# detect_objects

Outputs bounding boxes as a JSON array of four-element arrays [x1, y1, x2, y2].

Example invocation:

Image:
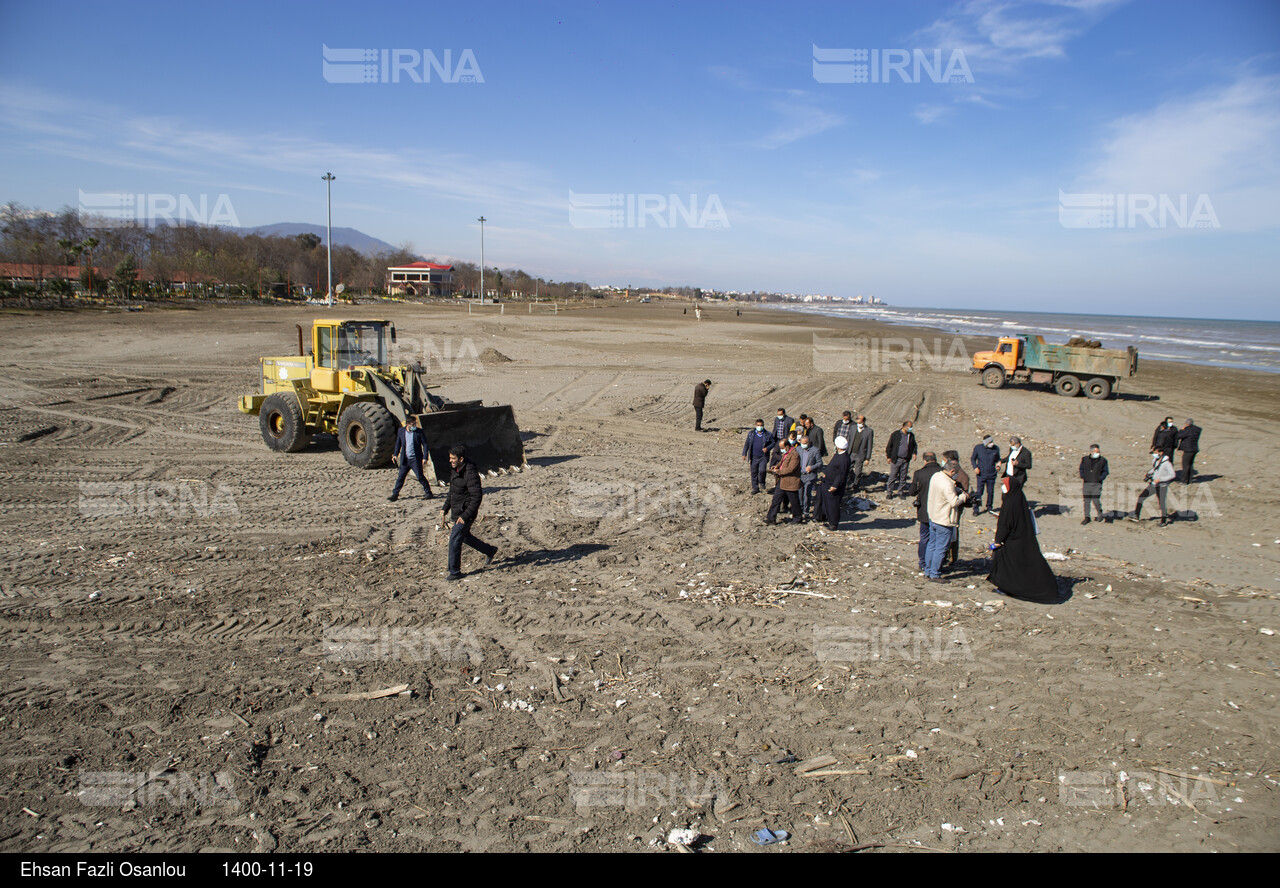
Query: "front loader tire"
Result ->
[[338, 402, 395, 468], [260, 393, 311, 453]]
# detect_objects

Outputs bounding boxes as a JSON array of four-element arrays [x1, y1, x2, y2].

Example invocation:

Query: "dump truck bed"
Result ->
[[1021, 337, 1138, 378]]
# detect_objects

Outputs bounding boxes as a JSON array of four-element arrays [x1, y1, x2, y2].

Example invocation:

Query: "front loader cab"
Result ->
[[314, 319, 393, 371]]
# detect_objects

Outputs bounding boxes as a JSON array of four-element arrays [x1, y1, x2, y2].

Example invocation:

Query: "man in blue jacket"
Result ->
[[742, 419, 775, 495], [970, 434, 1001, 516], [389, 415, 434, 502]]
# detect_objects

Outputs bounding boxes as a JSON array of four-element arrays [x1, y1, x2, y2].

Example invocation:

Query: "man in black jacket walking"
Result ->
[[1176, 419, 1201, 483], [440, 445, 497, 580]]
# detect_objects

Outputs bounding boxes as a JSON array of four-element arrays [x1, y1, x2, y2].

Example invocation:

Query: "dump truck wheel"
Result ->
[[1055, 375, 1082, 397], [982, 367, 1006, 389], [1084, 377, 1112, 400], [338, 402, 395, 468], [259, 393, 311, 453]]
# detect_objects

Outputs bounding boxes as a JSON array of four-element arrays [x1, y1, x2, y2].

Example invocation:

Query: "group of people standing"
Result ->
[[740, 406, 1061, 603], [742, 408, 875, 530]]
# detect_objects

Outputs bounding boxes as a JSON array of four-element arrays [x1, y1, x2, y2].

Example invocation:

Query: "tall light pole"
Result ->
[[477, 216, 486, 302], [322, 172, 336, 306]]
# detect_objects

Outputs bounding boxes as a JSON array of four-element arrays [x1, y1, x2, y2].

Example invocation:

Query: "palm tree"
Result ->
[[55, 237, 73, 307], [81, 237, 99, 294]]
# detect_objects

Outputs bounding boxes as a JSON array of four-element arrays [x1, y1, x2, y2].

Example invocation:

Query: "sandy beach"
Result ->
[[0, 300, 1276, 852]]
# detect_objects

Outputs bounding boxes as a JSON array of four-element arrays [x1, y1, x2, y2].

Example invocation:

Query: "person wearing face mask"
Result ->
[[741, 419, 775, 495], [764, 436, 802, 525], [800, 416, 826, 460], [847, 415, 874, 495], [970, 434, 1001, 516], [1152, 417, 1177, 463], [1129, 447, 1176, 526], [772, 408, 796, 444], [768, 430, 800, 514], [1079, 444, 1109, 524], [797, 434, 823, 522], [1004, 436, 1032, 491], [885, 421, 917, 499]]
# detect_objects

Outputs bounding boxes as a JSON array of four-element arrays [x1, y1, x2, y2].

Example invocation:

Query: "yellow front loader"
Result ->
[[238, 319, 525, 482]]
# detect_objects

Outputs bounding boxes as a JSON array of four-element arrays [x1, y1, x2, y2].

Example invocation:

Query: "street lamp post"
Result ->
[[322, 172, 335, 306], [477, 216, 486, 302]]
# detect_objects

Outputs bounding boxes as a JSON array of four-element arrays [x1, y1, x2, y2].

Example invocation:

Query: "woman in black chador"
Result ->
[[987, 481, 1060, 603]]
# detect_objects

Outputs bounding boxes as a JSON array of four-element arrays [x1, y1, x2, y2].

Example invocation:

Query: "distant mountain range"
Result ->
[[242, 222, 407, 257]]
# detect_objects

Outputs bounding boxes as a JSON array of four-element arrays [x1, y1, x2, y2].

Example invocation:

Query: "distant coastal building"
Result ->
[[387, 261, 454, 297]]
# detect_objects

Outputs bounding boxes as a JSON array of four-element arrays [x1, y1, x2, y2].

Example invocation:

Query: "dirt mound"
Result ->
[[480, 347, 513, 363]]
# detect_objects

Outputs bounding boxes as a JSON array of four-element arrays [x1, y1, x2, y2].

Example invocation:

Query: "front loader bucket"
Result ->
[[419, 405, 526, 484]]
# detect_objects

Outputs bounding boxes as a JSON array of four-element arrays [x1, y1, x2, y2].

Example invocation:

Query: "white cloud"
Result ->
[[1070, 74, 1280, 230]]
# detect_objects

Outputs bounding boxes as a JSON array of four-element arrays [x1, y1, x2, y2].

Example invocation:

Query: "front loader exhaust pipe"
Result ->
[[297, 324, 305, 356]]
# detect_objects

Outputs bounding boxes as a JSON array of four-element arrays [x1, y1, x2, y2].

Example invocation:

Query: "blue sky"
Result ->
[[2, 0, 1278, 318]]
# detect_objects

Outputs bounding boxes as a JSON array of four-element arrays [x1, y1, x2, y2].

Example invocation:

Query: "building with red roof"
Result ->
[[387, 261, 454, 297]]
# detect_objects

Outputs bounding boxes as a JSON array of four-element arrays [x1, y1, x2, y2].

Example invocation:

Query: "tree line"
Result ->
[[0, 203, 596, 303]]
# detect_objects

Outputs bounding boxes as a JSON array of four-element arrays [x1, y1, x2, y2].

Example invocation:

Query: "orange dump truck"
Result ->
[[971, 334, 1138, 399]]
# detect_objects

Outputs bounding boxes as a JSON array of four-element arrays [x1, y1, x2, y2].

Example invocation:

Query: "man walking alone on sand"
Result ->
[[440, 445, 498, 580]]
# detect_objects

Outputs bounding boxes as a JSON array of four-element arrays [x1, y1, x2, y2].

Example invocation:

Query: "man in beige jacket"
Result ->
[[924, 460, 969, 580]]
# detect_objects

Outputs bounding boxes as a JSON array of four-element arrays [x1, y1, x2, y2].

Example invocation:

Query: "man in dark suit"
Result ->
[[1004, 436, 1032, 491], [692, 379, 711, 431], [906, 453, 942, 572], [884, 421, 917, 498], [1176, 418, 1202, 483], [847, 415, 873, 494], [816, 436, 851, 530], [800, 416, 826, 459], [388, 415, 433, 502]]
